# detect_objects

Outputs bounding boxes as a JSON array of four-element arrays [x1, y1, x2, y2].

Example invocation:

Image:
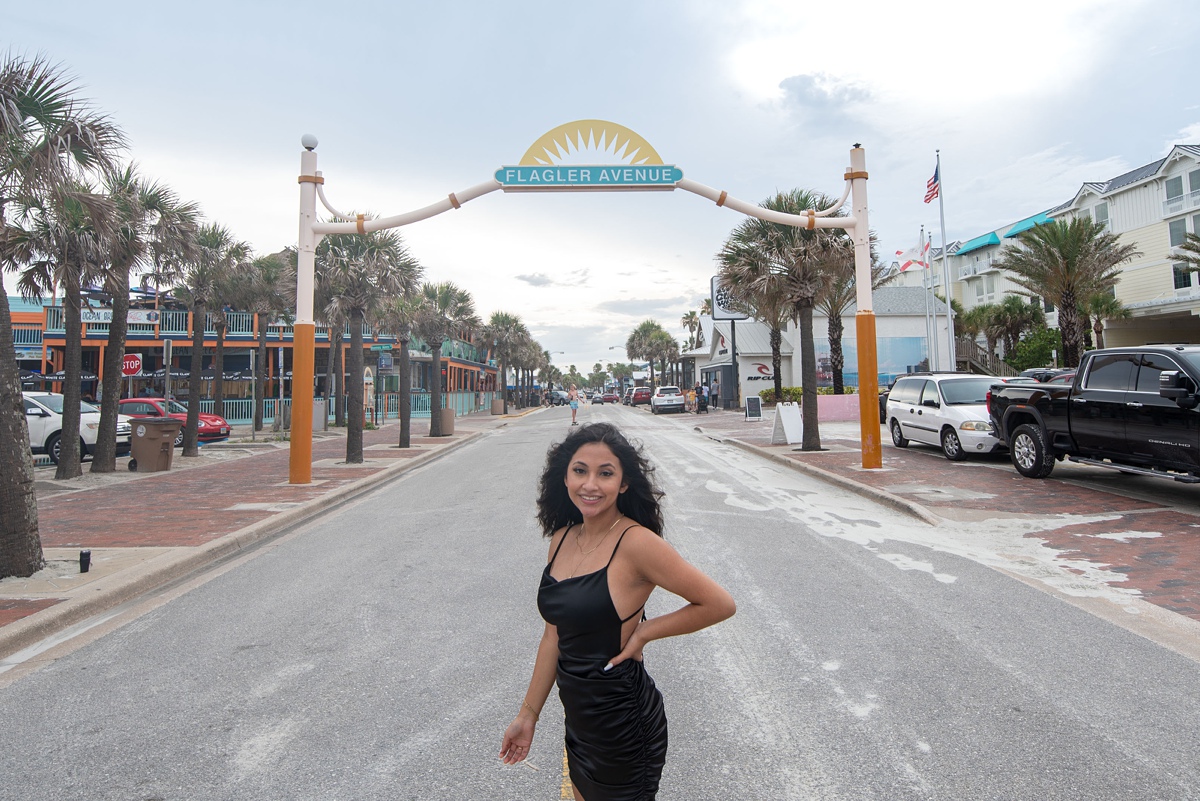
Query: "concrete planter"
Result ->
[[491, 399, 505, 415], [439, 407, 455, 435]]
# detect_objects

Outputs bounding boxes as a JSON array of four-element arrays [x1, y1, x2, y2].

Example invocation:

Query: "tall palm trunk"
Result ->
[[1059, 289, 1082, 368], [254, 320, 267, 431], [797, 303, 822, 451], [346, 309, 365, 462], [770, 325, 783, 402], [92, 270, 130, 472], [56, 277, 84, 479], [0, 290, 43, 578], [429, 340, 445, 436], [213, 319, 226, 422], [500, 357, 509, 414], [183, 302, 205, 457], [828, 313, 846, 395], [398, 335, 412, 448], [331, 328, 345, 426]]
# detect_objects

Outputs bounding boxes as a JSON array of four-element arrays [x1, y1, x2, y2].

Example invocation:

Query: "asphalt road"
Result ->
[[1, 405, 1198, 800]]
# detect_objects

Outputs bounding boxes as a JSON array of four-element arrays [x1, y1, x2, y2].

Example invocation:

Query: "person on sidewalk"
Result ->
[[500, 422, 736, 799], [710, 379, 720, 410], [568, 384, 580, 425]]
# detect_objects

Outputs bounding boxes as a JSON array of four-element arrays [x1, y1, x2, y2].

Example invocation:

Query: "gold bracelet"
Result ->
[[521, 701, 540, 721]]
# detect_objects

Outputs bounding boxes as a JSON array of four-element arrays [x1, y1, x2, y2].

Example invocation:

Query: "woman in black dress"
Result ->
[[500, 422, 736, 800]]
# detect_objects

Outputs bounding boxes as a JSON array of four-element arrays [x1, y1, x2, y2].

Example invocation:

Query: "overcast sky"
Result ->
[[5, 0, 1197, 372]]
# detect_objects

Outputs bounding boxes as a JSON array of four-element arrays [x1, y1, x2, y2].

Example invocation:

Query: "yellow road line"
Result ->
[[560, 747, 574, 799]]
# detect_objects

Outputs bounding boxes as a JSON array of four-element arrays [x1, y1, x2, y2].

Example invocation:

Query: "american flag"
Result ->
[[924, 165, 940, 204]]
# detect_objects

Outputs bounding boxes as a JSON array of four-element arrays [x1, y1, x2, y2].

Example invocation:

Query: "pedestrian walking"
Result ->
[[710, 379, 720, 410], [500, 422, 736, 800], [568, 384, 580, 425]]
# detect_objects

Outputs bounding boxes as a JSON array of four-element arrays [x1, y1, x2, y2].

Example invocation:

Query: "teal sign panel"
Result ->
[[495, 165, 683, 189]]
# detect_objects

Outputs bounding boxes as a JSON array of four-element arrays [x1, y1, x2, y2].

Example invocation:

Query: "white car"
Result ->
[[884, 373, 1003, 461], [24, 391, 133, 464], [650, 386, 685, 414]]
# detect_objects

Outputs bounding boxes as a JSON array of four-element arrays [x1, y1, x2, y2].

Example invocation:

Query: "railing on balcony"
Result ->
[[13, 325, 42, 346], [161, 310, 190, 335], [1164, 189, 1200, 217], [197, 390, 497, 426], [45, 307, 64, 333]]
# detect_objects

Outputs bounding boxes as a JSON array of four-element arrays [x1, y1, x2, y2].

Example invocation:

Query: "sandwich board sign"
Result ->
[[771, 401, 803, 445], [745, 396, 763, 421]]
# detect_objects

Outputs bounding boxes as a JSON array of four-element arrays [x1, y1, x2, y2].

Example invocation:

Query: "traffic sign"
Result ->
[[121, 353, 142, 376], [369, 344, 393, 351]]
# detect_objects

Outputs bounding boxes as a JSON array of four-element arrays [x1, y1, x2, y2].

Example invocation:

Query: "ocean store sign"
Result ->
[[495, 164, 683, 190]]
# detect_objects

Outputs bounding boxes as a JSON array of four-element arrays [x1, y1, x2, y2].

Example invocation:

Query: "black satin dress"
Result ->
[[538, 525, 668, 801]]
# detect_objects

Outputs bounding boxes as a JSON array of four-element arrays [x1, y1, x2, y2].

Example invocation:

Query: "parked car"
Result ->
[[548, 390, 570, 406], [988, 345, 1200, 480], [630, 387, 652, 406], [601, 391, 620, 404], [118, 397, 230, 446], [885, 373, 1004, 461], [24, 391, 132, 464], [622, 389, 633, 405], [650, 386, 685, 414]]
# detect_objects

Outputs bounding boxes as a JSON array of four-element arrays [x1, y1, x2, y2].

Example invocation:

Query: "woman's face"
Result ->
[[565, 442, 627, 519]]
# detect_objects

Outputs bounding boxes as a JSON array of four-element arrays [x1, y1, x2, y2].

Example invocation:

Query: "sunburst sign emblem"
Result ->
[[496, 119, 682, 191]]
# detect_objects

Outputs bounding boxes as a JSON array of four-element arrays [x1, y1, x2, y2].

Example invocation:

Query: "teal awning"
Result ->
[[1004, 212, 1052, 238], [955, 231, 1000, 256]]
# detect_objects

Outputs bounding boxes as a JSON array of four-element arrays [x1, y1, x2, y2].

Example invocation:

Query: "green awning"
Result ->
[[1004, 212, 1052, 238], [955, 231, 1000, 256]]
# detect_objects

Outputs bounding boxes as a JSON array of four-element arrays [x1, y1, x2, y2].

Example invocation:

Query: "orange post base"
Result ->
[[856, 311, 882, 469], [289, 323, 314, 484]]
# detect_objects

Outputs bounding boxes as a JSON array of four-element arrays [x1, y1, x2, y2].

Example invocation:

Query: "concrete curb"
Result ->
[[699, 429, 942, 527], [0, 429, 487, 662]]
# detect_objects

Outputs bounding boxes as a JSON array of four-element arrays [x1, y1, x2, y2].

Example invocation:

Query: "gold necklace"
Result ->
[[568, 515, 623, 577]]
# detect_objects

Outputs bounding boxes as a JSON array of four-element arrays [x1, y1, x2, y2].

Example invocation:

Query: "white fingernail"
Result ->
[[603, 663, 612, 672]]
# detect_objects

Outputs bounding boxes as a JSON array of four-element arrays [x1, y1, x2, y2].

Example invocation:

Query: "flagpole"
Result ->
[[935, 150, 955, 370], [919, 225, 933, 370]]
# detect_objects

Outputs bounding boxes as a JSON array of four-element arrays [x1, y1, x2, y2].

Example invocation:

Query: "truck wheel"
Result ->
[[1011, 423, 1055, 478], [941, 428, 968, 461], [889, 419, 909, 448]]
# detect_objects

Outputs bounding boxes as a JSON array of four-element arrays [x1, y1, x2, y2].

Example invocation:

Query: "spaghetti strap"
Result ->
[[605, 524, 639, 567], [548, 524, 574, 568]]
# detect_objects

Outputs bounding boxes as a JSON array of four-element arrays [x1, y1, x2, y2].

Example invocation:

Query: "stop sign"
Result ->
[[121, 353, 142, 376]]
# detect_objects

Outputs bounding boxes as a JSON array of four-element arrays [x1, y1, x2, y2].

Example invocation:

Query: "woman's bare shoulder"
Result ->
[[547, 524, 573, 561]]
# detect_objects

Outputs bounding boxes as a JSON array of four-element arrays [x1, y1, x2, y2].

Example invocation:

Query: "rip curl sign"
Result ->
[[496, 120, 683, 191], [747, 362, 775, 381]]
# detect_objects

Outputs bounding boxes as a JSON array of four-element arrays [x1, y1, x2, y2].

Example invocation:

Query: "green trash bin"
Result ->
[[129, 418, 183, 472]]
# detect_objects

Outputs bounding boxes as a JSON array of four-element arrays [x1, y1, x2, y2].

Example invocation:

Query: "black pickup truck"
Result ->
[[987, 345, 1200, 482]]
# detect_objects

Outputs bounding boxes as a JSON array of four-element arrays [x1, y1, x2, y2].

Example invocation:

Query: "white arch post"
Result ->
[[291, 138, 880, 484]]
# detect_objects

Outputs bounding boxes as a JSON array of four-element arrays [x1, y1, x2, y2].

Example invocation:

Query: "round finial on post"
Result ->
[[301, 133, 318, 151]]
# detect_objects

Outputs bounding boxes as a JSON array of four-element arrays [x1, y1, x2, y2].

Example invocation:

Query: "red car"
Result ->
[[631, 387, 652, 406], [601, 391, 620, 404], [118, 397, 231, 446]]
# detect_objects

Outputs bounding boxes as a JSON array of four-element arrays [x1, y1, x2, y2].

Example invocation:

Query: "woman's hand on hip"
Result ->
[[604, 625, 646, 672]]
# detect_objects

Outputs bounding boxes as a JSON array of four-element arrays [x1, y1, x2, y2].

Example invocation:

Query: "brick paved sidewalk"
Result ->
[[694, 406, 1200, 622], [0, 408, 536, 659]]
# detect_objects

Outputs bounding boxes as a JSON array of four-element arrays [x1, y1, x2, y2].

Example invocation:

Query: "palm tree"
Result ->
[[378, 293, 426, 448], [0, 54, 124, 577], [1082, 292, 1131, 351], [680, 311, 700, 351], [994, 217, 1139, 368], [993, 294, 1045, 356], [318, 219, 421, 462], [718, 188, 848, 450], [11, 186, 115, 479], [173, 223, 249, 457], [816, 250, 890, 395], [626, 320, 664, 386], [717, 245, 794, 403], [238, 252, 291, 432], [416, 282, 478, 437], [700, 297, 713, 316], [90, 166, 198, 472], [1175, 232, 1200, 272], [482, 311, 528, 414]]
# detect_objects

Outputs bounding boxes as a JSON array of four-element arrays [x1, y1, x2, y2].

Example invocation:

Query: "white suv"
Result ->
[[884, 373, 1003, 461], [650, 386, 685, 414], [24, 391, 132, 464]]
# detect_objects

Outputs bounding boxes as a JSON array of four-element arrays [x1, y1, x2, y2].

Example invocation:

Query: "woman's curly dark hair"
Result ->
[[536, 422, 664, 537]]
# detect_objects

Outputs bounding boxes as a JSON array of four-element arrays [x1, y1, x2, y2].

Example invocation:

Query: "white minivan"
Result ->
[[24, 391, 132, 464], [884, 373, 1004, 461]]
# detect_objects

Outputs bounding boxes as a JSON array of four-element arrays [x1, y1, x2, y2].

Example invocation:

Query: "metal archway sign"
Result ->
[[291, 120, 880, 484]]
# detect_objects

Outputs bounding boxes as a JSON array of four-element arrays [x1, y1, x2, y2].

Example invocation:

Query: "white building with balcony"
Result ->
[[1048, 144, 1200, 345]]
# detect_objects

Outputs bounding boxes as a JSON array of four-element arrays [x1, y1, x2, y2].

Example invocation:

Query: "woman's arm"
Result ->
[[606, 530, 735, 670], [500, 622, 559, 764]]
